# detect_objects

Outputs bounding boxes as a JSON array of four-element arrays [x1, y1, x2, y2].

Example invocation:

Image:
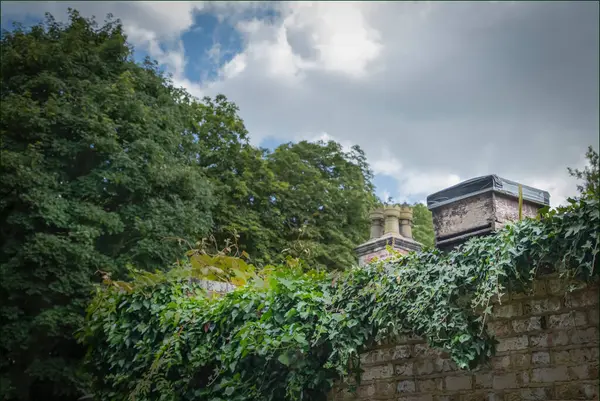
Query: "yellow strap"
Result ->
[[518, 184, 523, 221]]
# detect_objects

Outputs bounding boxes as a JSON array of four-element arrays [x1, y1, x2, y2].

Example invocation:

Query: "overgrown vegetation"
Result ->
[[0, 12, 388, 401], [82, 158, 599, 399], [3, 8, 597, 401]]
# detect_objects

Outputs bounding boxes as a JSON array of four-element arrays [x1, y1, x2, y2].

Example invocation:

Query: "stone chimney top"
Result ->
[[356, 204, 421, 266]]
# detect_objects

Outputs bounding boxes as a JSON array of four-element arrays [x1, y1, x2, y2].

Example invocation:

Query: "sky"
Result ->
[[1, 1, 598, 206]]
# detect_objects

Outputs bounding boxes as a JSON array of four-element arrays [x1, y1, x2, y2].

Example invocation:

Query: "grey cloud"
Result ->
[[205, 1, 598, 199]]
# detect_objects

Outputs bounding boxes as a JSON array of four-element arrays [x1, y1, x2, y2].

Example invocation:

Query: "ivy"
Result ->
[[81, 195, 599, 401]]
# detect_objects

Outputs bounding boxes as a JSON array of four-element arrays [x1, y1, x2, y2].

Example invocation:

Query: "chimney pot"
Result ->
[[369, 209, 384, 239], [383, 205, 401, 235], [398, 205, 413, 239]]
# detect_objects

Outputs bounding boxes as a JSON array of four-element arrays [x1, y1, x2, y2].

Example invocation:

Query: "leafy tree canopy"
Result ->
[[0, 10, 383, 400], [568, 145, 599, 199], [0, 10, 215, 400], [411, 203, 435, 248]]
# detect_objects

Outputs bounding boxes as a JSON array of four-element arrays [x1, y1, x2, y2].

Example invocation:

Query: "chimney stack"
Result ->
[[426, 175, 550, 251], [355, 204, 422, 266]]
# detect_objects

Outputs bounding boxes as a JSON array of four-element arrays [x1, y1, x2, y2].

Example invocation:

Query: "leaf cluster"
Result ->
[[82, 194, 599, 401]]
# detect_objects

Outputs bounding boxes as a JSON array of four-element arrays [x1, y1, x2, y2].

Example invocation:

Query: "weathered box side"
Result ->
[[493, 192, 543, 228], [330, 277, 599, 401], [430, 192, 495, 240]]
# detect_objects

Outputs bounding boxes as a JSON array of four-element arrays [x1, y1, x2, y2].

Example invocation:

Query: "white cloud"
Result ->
[[372, 158, 403, 177], [399, 172, 462, 202], [200, 2, 597, 205]]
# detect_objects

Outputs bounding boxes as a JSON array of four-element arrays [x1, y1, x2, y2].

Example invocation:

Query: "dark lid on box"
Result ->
[[426, 175, 550, 210]]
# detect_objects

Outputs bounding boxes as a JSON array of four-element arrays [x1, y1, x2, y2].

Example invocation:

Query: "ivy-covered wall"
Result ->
[[331, 275, 599, 401]]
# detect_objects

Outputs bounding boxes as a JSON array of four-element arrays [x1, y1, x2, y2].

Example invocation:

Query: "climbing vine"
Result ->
[[81, 195, 599, 401]]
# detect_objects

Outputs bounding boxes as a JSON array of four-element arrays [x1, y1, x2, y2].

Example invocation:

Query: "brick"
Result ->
[[529, 330, 569, 347], [487, 320, 512, 337], [418, 378, 442, 392], [374, 380, 396, 397], [394, 361, 414, 376], [522, 298, 561, 314], [531, 366, 568, 382], [570, 327, 598, 344], [491, 355, 511, 370], [511, 316, 542, 333], [445, 375, 472, 391], [414, 343, 439, 357], [531, 351, 550, 365], [505, 387, 553, 401], [392, 345, 413, 359], [570, 347, 600, 363], [565, 288, 599, 308], [548, 311, 587, 328], [362, 364, 393, 381], [398, 396, 433, 401], [460, 393, 493, 401], [361, 345, 411, 364], [396, 380, 416, 393], [398, 397, 433, 401], [553, 350, 570, 364], [415, 359, 435, 375], [475, 372, 492, 389], [554, 347, 599, 365], [356, 384, 375, 398], [496, 335, 528, 352], [493, 372, 517, 390], [555, 382, 598, 399], [493, 303, 522, 319], [434, 396, 460, 401], [510, 352, 531, 369], [569, 364, 591, 380], [518, 370, 530, 386], [588, 308, 599, 325], [434, 358, 457, 373]]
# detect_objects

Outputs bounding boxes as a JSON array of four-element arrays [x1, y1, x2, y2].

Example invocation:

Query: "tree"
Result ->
[[264, 141, 378, 270], [203, 136, 379, 271], [0, 11, 214, 401], [411, 203, 435, 248], [568, 145, 599, 199]]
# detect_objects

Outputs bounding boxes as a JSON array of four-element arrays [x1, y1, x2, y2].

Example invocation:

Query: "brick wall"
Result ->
[[358, 248, 409, 266], [331, 275, 599, 401]]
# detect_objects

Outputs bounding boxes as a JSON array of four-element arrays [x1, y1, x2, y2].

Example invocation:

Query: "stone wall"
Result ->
[[331, 276, 599, 401]]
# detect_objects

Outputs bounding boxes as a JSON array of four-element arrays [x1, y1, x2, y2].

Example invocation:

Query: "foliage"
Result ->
[[203, 132, 379, 271], [411, 203, 435, 248], [568, 145, 599, 199], [0, 10, 380, 400], [83, 191, 599, 400], [0, 12, 215, 401], [263, 141, 378, 270]]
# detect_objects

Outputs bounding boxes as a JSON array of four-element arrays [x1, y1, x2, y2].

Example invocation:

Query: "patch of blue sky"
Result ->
[[259, 136, 287, 151], [1, 14, 44, 31], [181, 6, 280, 84], [181, 12, 237, 83], [372, 175, 399, 203]]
